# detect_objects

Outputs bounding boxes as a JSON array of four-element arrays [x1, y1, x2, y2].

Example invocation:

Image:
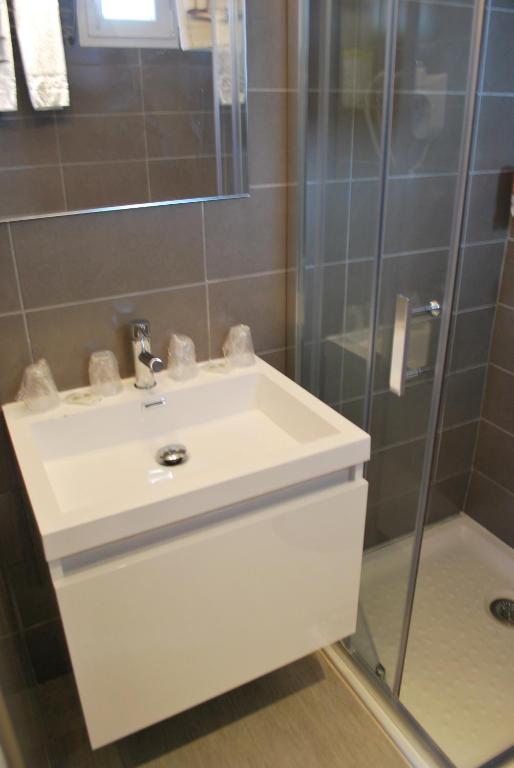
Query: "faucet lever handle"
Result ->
[[130, 319, 151, 341], [138, 350, 165, 373]]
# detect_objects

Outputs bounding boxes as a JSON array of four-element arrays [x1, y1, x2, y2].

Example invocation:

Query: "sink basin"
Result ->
[[3, 358, 369, 561], [4, 357, 371, 747]]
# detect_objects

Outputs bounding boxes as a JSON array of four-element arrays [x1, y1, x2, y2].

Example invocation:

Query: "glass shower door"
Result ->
[[298, 0, 482, 692]]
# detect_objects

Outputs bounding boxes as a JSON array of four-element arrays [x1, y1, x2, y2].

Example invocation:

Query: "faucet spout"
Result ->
[[129, 319, 165, 389]]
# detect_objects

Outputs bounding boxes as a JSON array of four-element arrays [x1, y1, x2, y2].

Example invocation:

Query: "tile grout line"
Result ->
[[18, 268, 290, 316], [7, 224, 34, 363], [489, 361, 514, 376], [22, 282, 208, 314], [0, 310, 23, 319], [370, 418, 480, 458], [481, 417, 514, 439], [206, 269, 287, 286], [473, 469, 514, 498]]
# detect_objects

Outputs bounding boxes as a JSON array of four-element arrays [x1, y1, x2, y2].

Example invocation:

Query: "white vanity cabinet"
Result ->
[[52, 473, 367, 747], [4, 360, 370, 748]]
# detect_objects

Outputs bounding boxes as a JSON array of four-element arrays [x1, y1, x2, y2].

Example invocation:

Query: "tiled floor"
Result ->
[[358, 514, 514, 768], [37, 652, 408, 768]]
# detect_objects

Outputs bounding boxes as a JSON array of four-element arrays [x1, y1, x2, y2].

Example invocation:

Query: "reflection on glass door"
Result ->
[[298, 0, 479, 690]]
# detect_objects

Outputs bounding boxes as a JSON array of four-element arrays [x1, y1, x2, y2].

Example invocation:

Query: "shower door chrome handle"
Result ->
[[389, 295, 441, 397]]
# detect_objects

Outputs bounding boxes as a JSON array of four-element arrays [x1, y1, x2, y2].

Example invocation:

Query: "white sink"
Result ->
[[4, 357, 371, 747], [3, 358, 369, 561]]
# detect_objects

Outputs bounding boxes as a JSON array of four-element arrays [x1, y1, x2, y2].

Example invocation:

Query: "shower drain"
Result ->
[[489, 598, 514, 626]]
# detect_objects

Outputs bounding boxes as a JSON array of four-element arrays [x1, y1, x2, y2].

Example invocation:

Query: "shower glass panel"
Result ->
[[297, 0, 478, 693], [300, 0, 387, 429]]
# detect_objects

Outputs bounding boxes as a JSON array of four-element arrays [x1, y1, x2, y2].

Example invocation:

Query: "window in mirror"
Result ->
[[101, 0, 157, 22], [78, 0, 179, 48]]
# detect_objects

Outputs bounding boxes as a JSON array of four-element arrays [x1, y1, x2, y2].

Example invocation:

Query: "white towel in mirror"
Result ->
[[175, 1, 240, 106], [0, 0, 17, 111], [13, 0, 69, 110]]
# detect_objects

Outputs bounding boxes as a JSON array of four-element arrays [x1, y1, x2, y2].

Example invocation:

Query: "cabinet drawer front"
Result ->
[[54, 479, 367, 748]]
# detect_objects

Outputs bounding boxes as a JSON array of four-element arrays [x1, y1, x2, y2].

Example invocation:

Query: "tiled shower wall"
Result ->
[[0, 0, 288, 752], [432, 0, 514, 536], [466, 218, 514, 545]]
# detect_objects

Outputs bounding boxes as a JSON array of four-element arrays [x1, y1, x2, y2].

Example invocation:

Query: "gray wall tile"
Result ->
[[6, 559, 59, 630], [0, 117, 59, 167], [13, 205, 204, 308], [62, 162, 149, 210], [482, 9, 514, 93], [475, 420, 514, 493], [458, 242, 504, 309], [259, 348, 287, 373], [247, 0, 287, 89], [367, 439, 426, 508], [0, 167, 65, 219], [25, 620, 71, 684], [482, 365, 514, 434], [66, 62, 142, 115], [56, 115, 146, 164], [0, 419, 18, 495], [499, 239, 514, 307], [391, 94, 465, 176], [339, 398, 366, 431], [427, 473, 470, 526], [145, 113, 215, 158], [141, 53, 213, 113], [345, 260, 374, 333], [466, 471, 514, 547], [385, 176, 456, 255], [248, 91, 287, 185], [436, 421, 478, 481], [396, 1, 473, 92], [371, 381, 433, 451], [0, 316, 31, 403], [380, 249, 448, 325], [490, 305, 514, 372], [25, 286, 209, 391], [305, 182, 350, 265], [0, 227, 19, 315], [205, 188, 286, 279], [465, 172, 511, 244], [348, 180, 380, 261], [450, 307, 496, 370], [489, 0, 514, 9], [474, 97, 514, 171], [0, 571, 16, 639], [0, 492, 28, 567], [148, 157, 218, 201], [367, 491, 418, 544], [442, 366, 487, 427], [208, 272, 286, 355]]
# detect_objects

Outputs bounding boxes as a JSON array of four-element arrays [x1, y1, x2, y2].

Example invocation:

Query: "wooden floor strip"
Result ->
[[38, 652, 410, 767]]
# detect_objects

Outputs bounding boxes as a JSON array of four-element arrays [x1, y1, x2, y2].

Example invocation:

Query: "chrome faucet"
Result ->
[[129, 319, 165, 389]]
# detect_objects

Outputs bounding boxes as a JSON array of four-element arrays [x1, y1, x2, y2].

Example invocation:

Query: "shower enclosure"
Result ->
[[294, 0, 513, 766]]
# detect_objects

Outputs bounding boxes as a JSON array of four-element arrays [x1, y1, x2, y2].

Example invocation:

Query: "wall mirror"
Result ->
[[0, 0, 248, 222]]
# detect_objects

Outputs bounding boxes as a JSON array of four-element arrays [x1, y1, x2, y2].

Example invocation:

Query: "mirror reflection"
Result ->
[[0, 0, 248, 221]]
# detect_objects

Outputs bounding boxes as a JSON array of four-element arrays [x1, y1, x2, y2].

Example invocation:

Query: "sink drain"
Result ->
[[489, 598, 514, 626], [156, 444, 188, 467]]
